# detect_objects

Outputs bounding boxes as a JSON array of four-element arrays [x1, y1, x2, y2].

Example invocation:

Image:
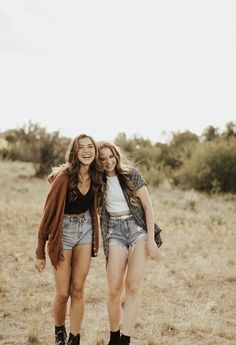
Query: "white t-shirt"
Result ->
[[106, 175, 130, 213]]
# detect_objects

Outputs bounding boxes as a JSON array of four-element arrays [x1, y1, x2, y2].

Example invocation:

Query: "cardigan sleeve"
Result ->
[[35, 173, 67, 260]]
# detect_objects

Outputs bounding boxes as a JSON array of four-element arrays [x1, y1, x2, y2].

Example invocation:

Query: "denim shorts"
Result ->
[[61, 210, 93, 250], [108, 215, 147, 252]]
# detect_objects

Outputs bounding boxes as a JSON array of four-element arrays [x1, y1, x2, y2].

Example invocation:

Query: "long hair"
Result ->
[[98, 141, 139, 209], [48, 134, 102, 201]]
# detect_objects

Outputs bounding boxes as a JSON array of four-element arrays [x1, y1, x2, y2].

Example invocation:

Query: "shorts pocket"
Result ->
[[137, 225, 144, 232], [107, 228, 113, 239], [62, 220, 71, 230], [108, 219, 118, 228]]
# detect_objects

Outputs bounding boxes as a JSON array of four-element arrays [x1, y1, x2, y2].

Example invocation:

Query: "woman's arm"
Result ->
[[136, 185, 159, 260]]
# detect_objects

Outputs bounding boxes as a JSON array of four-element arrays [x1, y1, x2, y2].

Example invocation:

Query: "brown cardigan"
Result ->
[[35, 172, 99, 268]]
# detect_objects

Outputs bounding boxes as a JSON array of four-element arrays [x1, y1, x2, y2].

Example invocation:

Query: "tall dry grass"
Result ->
[[0, 161, 236, 345]]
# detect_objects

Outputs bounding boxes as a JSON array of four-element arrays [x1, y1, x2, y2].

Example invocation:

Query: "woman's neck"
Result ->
[[106, 171, 116, 177], [79, 165, 90, 181]]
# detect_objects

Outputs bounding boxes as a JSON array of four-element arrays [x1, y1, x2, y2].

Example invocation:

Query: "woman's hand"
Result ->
[[35, 258, 46, 272], [146, 239, 159, 260]]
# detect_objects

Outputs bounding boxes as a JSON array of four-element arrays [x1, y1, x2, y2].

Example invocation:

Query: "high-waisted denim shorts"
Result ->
[[108, 215, 147, 252], [61, 210, 93, 250]]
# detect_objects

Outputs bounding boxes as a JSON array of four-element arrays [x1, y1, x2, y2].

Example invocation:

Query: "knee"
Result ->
[[126, 283, 140, 296], [56, 291, 70, 304], [70, 284, 84, 299], [108, 286, 122, 300]]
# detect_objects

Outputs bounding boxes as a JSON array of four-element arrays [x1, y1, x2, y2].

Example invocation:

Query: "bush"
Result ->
[[140, 164, 166, 186], [2, 122, 70, 177], [173, 138, 236, 193]]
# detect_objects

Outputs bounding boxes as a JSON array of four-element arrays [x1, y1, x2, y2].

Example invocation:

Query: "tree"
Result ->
[[202, 125, 219, 141], [4, 121, 70, 177], [223, 121, 236, 140]]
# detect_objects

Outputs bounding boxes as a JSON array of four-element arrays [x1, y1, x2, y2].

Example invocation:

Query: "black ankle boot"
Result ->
[[119, 334, 130, 345], [108, 330, 120, 345], [55, 325, 67, 345], [67, 332, 80, 345]]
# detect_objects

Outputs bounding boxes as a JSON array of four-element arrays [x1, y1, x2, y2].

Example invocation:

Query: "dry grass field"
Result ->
[[0, 161, 236, 345]]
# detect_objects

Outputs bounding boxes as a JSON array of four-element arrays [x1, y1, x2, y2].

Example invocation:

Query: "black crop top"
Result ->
[[64, 186, 94, 214]]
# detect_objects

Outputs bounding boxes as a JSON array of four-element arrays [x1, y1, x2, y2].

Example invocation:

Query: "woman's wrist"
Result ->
[[147, 234, 155, 242]]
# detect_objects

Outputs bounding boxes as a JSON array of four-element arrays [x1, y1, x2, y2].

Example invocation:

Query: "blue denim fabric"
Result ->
[[108, 215, 147, 252], [61, 210, 93, 249]]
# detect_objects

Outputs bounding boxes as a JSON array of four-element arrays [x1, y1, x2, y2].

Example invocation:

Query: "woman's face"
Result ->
[[77, 137, 96, 166], [99, 147, 117, 176]]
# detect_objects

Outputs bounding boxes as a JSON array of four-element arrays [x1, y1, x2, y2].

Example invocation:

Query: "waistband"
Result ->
[[64, 211, 88, 220], [109, 214, 133, 220]]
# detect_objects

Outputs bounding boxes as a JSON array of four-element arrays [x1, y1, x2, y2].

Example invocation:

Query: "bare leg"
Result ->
[[53, 250, 72, 326], [70, 243, 92, 335], [122, 240, 148, 336], [107, 244, 128, 331]]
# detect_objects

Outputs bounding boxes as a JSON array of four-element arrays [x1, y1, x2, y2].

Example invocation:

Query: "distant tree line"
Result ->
[[1, 121, 236, 193], [114, 122, 236, 193]]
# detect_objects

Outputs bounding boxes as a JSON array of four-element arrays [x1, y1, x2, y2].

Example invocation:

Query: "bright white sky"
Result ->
[[0, 0, 236, 143]]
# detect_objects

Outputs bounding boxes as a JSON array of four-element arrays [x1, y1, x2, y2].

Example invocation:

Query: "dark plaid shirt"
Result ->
[[100, 168, 163, 262]]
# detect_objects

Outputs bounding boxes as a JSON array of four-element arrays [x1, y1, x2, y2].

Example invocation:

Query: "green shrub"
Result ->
[[173, 138, 236, 193], [140, 164, 166, 186], [2, 122, 70, 177]]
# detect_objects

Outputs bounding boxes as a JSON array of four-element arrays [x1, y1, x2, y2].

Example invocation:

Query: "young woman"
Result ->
[[98, 142, 162, 345], [35, 134, 102, 345]]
